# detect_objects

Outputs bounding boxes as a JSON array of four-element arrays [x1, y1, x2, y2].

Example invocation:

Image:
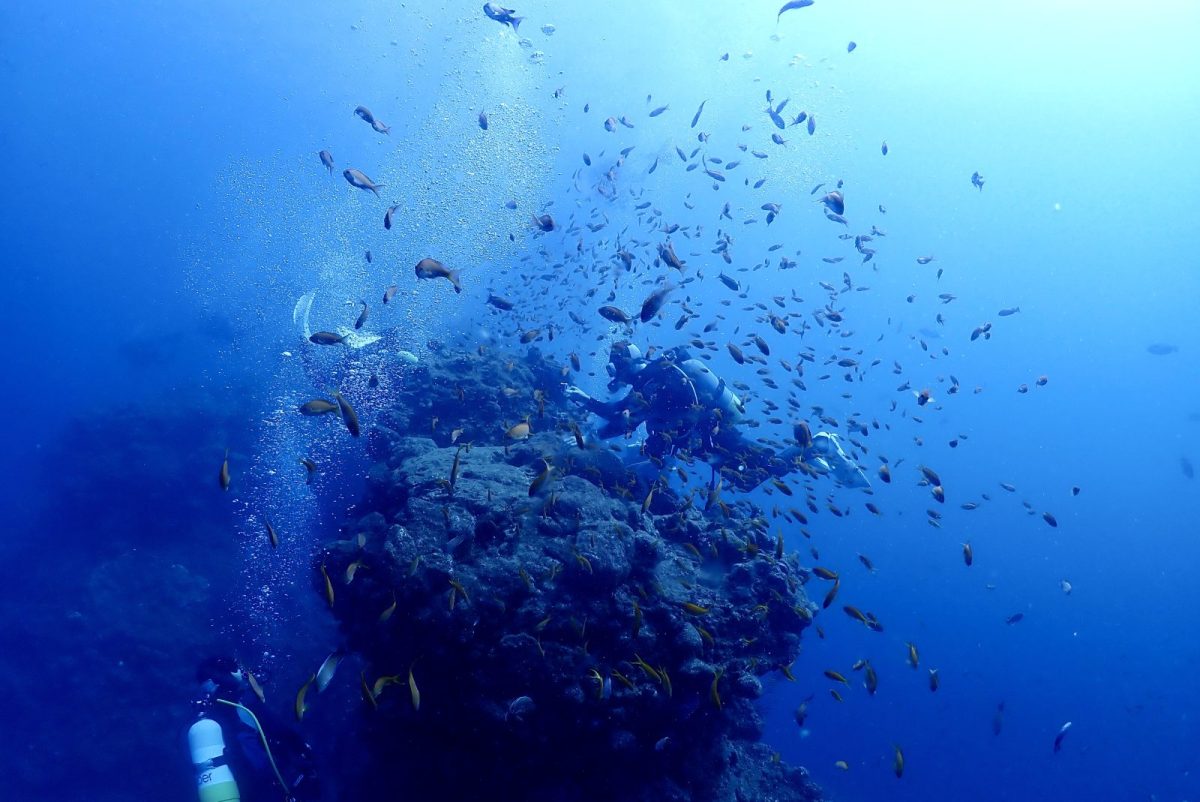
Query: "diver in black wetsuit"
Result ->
[[189, 656, 325, 802], [566, 341, 869, 492]]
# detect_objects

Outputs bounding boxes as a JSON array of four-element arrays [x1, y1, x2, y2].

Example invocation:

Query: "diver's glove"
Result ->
[[807, 432, 871, 489]]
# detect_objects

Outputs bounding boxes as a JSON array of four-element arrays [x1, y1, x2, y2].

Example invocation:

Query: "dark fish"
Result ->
[[691, 100, 707, 128], [639, 283, 674, 323], [354, 105, 390, 134], [820, 191, 844, 215], [881, 140, 888, 155], [354, 301, 369, 330], [658, 241, 685, 271], [604, 116, 617, 132], [478, 110, 489, 130], [487, 293, 514, 311], [971, 171, 985, 191], [598, 305, 632, 324], [778, 0, 815, 20], [998, 306, 1021, 316], [649, 105, 669, 117], [1146, 343, 1178, 355], [806, 115, 816, 135], [383, 285, 398, 304], [384, 203, 400, 230], [482, 2, 523, 31], [414, 258, 462, 293], [718, 273, 740, 292], [333, 390, 360, 438], [299, 399, 339, 416], [1042, 511, 1058, 528], [727, 342, 745, 364], [532, 214, 557, 232], [318, 150, 334, 174], [309, 331, 347, 345], [364, 250, 373, 263], [219, 449, 231, 491], [582, 153, 592, 166], [1005, 612, 1024, 625], [847, 41, 857, 53], [344, 168, 384, 196]]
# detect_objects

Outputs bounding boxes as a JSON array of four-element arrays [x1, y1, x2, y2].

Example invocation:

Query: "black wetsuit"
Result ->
[[582, 348, 795, 490]]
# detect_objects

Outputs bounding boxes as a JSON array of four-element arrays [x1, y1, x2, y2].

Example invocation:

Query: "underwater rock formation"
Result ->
[[322, 346, 824, 801]]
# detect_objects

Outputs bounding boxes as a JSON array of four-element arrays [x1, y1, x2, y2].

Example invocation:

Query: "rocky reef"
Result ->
[[322, 345, 824, 801]]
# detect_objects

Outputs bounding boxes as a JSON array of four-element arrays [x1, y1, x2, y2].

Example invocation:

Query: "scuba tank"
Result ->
[[188, 718, 241, 802]]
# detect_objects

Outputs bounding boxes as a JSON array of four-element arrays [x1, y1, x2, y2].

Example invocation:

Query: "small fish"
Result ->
[[710, 668, 724, 709], [691, 100, 707, 128], [219, 448, 231, 491], [971, 171, 985, 191], [835, 760, 849, 771], [598, 305, 632, 324], [354, 301, 369, 330], [295, 674, 316, 720], [820, 191, 844, 216], [353, 105, 390, 134], [482, 2, 523, 31], [361, 671, 378, 709], [778, 0, 815, 20], [246, 670, 266, 703], [264, 518, 279, 549], [315, 651, 344, 693], [962, 541, 973, 566], [528, 458, 552, 496], [506, 421, 531, 440], [893, 744, 904, 778], [478, 110, 489, 130], [320, 564, 335, 608], [639, 283, 674, 322], [824, 669, 848, 685], [414, 258, 462, 293], [379, 592, 397, 622], [928, 668, 939, 692], [345, 559, 367, 584], [299, 457, 317, 484], [1060, 579, 1073, 595], [1053, 721, 1072, 753], [649, 105, 669, 117], [408, 662, 421, 711], [532, 213, 557, 231], [1042, 511, 1058, 528], [383, 284, 398, 304], [308, 331, 347, 346], [318, 149, 334, 174], [604, 116, 617, 132], [880, 140, 887, 155], [905, 641, 919, 669], [998, 306, 1021, 316], [1005, 612, 1025, 625], [343, 168, 385, 195], [333, 391, 360, 437]]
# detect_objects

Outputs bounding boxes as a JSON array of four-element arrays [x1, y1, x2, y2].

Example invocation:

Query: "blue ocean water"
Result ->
[[1, 1, 1197, 800]]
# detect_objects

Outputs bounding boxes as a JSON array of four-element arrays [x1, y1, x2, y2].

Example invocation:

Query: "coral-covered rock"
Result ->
[[323, 347, 822, 801]]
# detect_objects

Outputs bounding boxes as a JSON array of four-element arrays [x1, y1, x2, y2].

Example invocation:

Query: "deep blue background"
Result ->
[[1, 2, 1197, 800]]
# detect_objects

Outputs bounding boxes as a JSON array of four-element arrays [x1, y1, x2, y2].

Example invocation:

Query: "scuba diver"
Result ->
[[188, 656, 324, 802], [565, 341, 869, 492]]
